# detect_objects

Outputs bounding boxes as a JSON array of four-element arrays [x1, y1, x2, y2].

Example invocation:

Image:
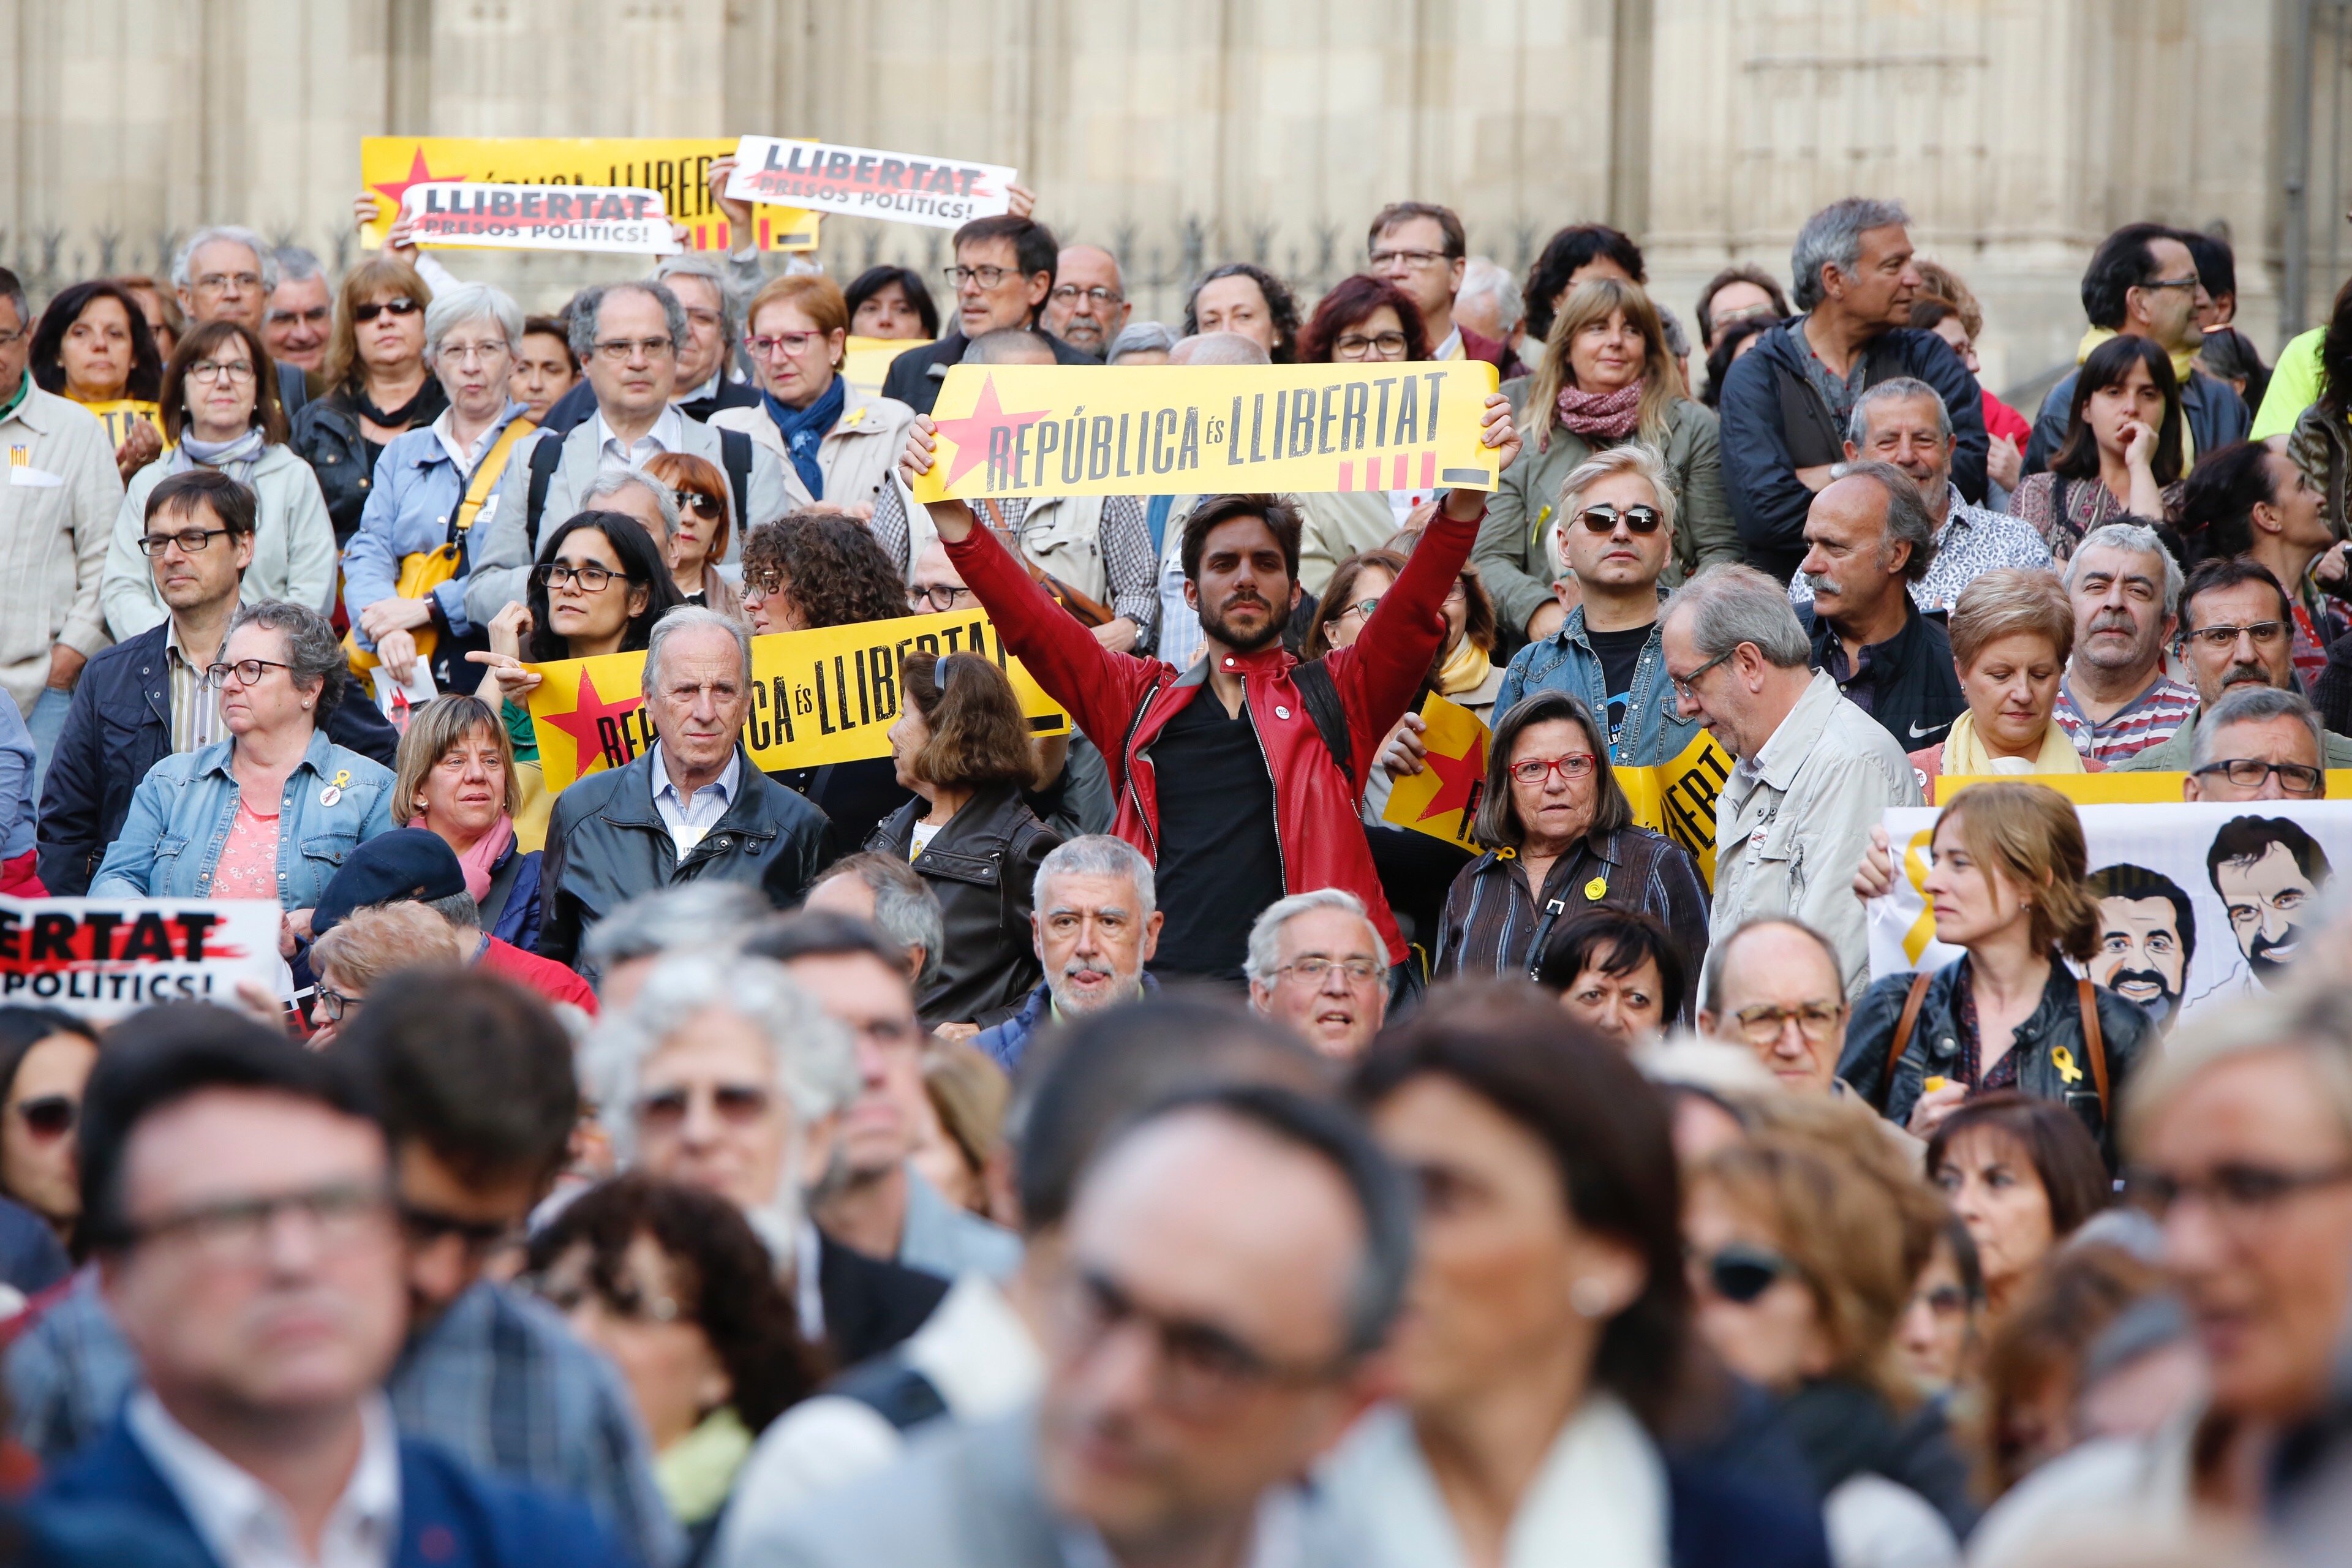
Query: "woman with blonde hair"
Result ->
[[391, 692, 542, 950], [1473, 277, 1738, 647], [1839, 781, 2156, 1164], [1910, 568, 2092, 783], [710, 273, 913, 516], [290, 254, 444, 543]]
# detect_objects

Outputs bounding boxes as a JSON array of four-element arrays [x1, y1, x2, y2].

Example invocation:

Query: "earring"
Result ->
[[1569, 1277, 1616, 1319]]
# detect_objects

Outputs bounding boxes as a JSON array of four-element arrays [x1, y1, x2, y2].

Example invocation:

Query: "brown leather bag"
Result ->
[[1882, 970, 2109, 1114], [978, 500, 1115, 627]]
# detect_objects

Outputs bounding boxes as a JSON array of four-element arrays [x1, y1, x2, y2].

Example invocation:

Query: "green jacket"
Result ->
[[1473, 390, 1738, 646]]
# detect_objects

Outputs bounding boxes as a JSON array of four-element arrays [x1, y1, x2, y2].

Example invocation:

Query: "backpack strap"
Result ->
[[523, 435, 564, 555], [1289, 658, 1357, 793], [1881, 970, 1936, 1111], [718, 427, 753, 530], [2078, 976, 2111, 1115]]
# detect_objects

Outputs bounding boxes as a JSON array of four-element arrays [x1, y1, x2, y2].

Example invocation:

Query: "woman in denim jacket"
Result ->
[[92, 600, 395, 925]]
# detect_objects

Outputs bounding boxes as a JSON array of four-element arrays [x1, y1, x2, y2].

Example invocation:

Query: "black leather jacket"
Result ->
[[290, 383, 448, 545], [1837, 955, 2155, 1164], [537, 747, 840, 971], [869, 783, 1060, 1028]]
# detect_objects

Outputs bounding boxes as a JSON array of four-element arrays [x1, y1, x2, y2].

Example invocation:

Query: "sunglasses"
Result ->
[[352, 297, 422, 323], [636, 1082, 772, 1130], [1697, 1242, 1798, 1305], [671, 489, 725, 520], [13, 1095, 75, 1140], [1577, 503, 1663, 535]]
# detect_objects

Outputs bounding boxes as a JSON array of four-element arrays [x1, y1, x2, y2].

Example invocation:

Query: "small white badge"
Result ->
[[319, 785, 342, 807], [1274, 705, 1292, 720]]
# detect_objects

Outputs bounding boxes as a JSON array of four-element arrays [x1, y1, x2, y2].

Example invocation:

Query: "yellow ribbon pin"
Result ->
[[1584, 876, 1608, 900], [2052, 1046, 2082, 1085]]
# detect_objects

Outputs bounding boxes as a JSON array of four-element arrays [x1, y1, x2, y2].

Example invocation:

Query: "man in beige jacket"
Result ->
[[0, 266, 126, 783]]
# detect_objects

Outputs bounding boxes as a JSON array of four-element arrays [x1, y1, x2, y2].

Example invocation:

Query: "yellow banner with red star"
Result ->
[[908, 361, 1502, 502], [360, 137, 819, 253], [525, 610, 1066, 794], [1618, 729, 1735, 887]]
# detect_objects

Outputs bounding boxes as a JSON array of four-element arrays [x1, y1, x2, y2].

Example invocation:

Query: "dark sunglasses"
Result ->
[[671, 489, 725, 519], [1578, 503, 1663, 535], [1697, 1242, 1798, 1304], [399, 1201, 518, 1255], [352, 297, 422, 323], [13, 1095, 75, 1140]]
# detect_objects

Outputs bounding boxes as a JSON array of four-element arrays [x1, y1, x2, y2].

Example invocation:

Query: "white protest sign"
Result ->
[[725, 136, 1016, 229], [1866, 799, 2352, 1033], [399, 182, 682, 254], [0, 897, 287, 1020]]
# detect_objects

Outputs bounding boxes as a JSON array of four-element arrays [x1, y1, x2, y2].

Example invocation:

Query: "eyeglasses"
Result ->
[[1727, 1001, 1846, 1046], [1915, 1283, 1973, 1318], [118, 1180, 394, 1262], [435, 339, 509, 366], [193, 271, 263, 293], [2185, 620, 2287, 650], [944, 265, 1022, 290], [532, 1272, 686, 1324], [671, 489, 725, 520], [1509, 753, 1597, 786], [1368, 247, 1451, 271], [13, 1095, 75, 1140], [1056, 1266, 1347, 1418], [1336, 597, 1384, 622], [187, 358, 255, 385], [745, 568, 787, 600], [909, 583, 976, 613], [1273, 956, 1384, 986], [591, 335, 675, 362], [352, 297, 422, 324], [636, 1082, 773, 1131], [2139, 274, 2203, 293], [266, 305, 333, 328], [0, 326, 32, 349], [1332, 330, 1409, 361], [1578, 503, 1664, 535], [202, 657, 288, 688], [1694, 1242, 1799, 1305], [2192, 758, 2326, 796], [2127, 1161, 2352, 1223], [1669, 648, 1737, 702], [399, 1201, 521, 1259], [1050, 285, 1124, 307], [534, 561, 628, 592], [138, 527, 232, 556], [313, 984, 360, 1022], [744, 331, 826, 359]]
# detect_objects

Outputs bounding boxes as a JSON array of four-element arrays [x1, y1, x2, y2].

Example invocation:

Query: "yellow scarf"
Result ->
[[1939, 709, 2086, 777], [1436, 638, 1494, 697], [655, 1406, 753, 1525]]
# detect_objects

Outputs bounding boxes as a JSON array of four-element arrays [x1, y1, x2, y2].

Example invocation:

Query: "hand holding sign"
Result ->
[[728, 136, 1019, 230]]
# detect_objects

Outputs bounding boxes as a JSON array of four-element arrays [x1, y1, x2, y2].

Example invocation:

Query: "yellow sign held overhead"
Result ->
[[910, 361, 1502, 502]]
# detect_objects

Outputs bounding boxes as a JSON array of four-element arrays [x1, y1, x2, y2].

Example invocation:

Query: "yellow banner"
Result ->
[[1618, 729, 1735, 887], [1381, 694, 1490, 847], [79, 399, 162, 452], [360, 137, 819, 253], [1929, 771, 2352, 805], [525, 610, 1066, 793], [842, 336, 924, 403], [910, 361, 1502, 502]]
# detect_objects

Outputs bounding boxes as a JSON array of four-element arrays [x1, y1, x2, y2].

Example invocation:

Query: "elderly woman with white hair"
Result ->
[[341, 282, 539, 693]]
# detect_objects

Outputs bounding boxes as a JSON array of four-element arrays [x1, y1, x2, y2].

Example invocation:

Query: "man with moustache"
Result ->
[[2209, 815, 2333, 990], [1796, 462, 1966, 752], [2051, 523, 2196, 764], [2087, 864, 2198, 1030], [2121, 557, 2352, 771]]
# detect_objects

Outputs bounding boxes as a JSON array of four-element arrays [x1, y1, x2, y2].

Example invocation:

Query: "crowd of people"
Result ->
[[5, 159, 2352, 1567]]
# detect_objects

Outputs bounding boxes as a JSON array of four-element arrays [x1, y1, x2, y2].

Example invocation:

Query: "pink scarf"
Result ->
[[456, 816, 514, 902], [1554, 381, 1643, 439]]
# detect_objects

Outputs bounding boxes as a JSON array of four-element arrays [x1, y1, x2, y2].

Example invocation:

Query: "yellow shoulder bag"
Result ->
[[345, 417, 537, 677]]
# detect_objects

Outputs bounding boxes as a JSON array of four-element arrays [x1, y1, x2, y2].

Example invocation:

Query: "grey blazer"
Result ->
[[462, 409, 790, 629]]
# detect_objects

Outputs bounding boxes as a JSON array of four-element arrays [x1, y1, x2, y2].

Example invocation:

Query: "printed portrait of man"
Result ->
[[2087, 863, 2196, 1030], [2207, 816, 2335, 989]]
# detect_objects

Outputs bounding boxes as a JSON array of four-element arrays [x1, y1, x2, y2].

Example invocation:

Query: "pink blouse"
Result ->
[[211, 794, 282, 901]]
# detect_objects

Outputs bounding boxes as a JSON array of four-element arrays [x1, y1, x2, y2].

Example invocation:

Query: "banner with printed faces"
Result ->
[[526, 609, 1067, 793], [360, 137, 819, 252], [726, 136, 1016, 228], [1865, 799, 2352, 1034], [910, 362, 1504, 503], [400, 183, 681, 255], [0, 898, 285, 1019]]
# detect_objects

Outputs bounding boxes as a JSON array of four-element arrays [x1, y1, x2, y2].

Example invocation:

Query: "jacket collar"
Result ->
[[830, 389, 893, 440], [1754, 670, 1847, 791], [191, 726, 339, 783], [1810, 593, 1929, 669], [0, 380, 63, 434]]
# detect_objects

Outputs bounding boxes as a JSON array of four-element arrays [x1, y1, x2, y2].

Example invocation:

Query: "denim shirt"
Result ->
[[340, 402, 530, 647], [89, 728, 396, 908], [1493, 604, 1702, 766]]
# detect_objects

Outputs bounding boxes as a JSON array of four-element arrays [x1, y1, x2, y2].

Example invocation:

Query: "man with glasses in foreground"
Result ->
[[39, 470, 396, 894], [1245, 889, 1389, 1061], [2123, 556, 2352, 771], [1700, 918, 1855, 1099], [881, 213, 1098, 418], [21, 996, 657, 1567]]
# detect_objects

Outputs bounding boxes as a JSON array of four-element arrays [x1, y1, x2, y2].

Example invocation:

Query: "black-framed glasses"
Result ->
[[1578, 503, 1663, 536], [944, 264, 1020, 290], [671, 489, 725, 519], [2138, 274, 2203, 293], [1695, 1242, 1799, 1305], [2192, 759, 2325, 796], [352, 297, 421, 323], [1049, 284, 1123, 307], [1332, 330, 1409, 361], [202, 657, 288, 688], [909, 583, 976, 613], [116, 1180, 394, 1261], [12, 1094, 75, 1140], [2127, 1161, 2352, 1222], [0, 325, 29, 349], [138, 527, 232, 556], [534, 561, 627, 593], [1727, 1001, 1846, 1047], [1368, 247, 1450, 270], [529, 1271, 685, 1324], [1336, 596, 1384, 622], [1669, 648, 1736, 701], [1055, 1265, 1348, 1417], [314, 984, 360, 1022], [399, 1201, 521, 1259], [187, 358, 255, 385], [2185, 620, 2287, 650]]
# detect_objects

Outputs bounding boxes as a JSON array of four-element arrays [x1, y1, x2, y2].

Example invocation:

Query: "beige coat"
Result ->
[[1295, 491, 1406, 595], [902, 492, 1115, 605], [709, 387, 916, 516], [0, 386, 124, 714]]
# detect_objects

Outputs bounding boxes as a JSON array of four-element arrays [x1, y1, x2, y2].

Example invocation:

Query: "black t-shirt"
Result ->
[[1586, 622, 1654, 744], [1147, 689, 1286, 982]]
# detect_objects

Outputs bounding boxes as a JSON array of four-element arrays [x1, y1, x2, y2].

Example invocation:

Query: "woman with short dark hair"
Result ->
[[871, 650, 1060, 1029], [843, 265, 940, 341], [1533, 907, 1688, 1040]]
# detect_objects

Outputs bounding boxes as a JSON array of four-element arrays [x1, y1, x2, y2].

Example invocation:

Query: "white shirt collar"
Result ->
[[648, 740, 741, 810], [1433, 324, 1464, 361], [674, 371, 722, 407], [592, 403, 685, 467], [129, 1389, 401, 1568], [429, 403, 518, 473]]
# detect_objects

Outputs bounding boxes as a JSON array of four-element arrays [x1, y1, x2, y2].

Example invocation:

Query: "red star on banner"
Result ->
[[540, 670, 643, 782], [930, 375, 1051, 489], [370, 147, 462, 216], [1416, 726, 1489, 823]]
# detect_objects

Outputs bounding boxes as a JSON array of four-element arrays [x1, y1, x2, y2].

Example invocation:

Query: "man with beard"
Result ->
[[2087, 864, 2197, 1029], [975, 836, 1163, 1072], [2209, 813, 2333, 989], [2051, 522, 2195, 764], [1796, 461, 1966, 752], [2122, 556, 2352, 770], [899, 402, 1520, 984]]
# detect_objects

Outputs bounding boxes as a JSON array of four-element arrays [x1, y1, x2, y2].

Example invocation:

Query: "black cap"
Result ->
[[312, 828, 467, 937]]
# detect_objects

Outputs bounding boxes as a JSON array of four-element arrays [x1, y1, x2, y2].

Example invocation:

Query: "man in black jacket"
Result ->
[[880, 214, 1096, 416], [1797, 462, 1964, 752], [37, 470, 396, 894], [1719, 197, 1987, 579], [536, 606, 839, 972]]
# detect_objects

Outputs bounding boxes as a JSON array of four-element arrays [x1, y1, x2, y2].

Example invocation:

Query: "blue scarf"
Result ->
[[763, 376, 845, 499]]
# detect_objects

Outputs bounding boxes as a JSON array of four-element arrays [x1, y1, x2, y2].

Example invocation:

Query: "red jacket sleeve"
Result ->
[[1326, 502, 1484, 774], [943, 520, 1167, 775]]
